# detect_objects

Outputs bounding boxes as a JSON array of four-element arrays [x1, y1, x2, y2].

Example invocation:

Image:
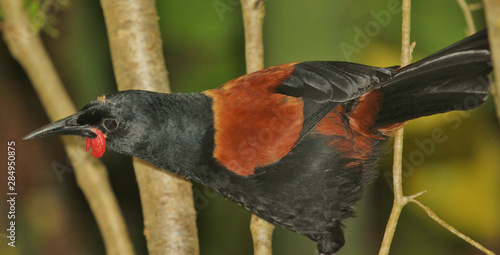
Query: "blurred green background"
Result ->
[[1, 0, 499, 254]]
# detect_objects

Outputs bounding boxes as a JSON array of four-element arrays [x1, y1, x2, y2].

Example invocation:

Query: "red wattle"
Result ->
[[85, 128, 106, 158]]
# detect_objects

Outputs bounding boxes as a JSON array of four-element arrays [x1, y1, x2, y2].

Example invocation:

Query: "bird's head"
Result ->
[[24, 90, 160, 158]]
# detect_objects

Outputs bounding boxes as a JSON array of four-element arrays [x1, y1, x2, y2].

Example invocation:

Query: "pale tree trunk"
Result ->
[[100, 0, 200, 254]]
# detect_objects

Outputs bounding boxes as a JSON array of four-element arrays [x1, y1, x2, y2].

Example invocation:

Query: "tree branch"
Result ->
[[378, 1, 413, 253], [240, 1, 274, 254], [0, 0, 135, 254], [380, 2, 496, 254], [99, 0, 199, 254], [459, 0, 500, 125], [242, 0, 265, 73], [457, 0, 478, 35], [410, 199, 494, 254], [483, 0, 500, 124], [250, 212, 274, 255]]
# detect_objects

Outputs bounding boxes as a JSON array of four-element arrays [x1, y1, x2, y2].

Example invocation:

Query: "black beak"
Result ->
[[24, 113, 97, 140]]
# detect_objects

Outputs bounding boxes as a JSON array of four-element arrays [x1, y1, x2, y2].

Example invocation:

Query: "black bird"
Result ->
[[25, 30, 491, 254]]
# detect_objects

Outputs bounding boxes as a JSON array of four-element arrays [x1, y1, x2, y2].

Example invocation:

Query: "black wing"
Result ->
[[275, 61, 396, 137]]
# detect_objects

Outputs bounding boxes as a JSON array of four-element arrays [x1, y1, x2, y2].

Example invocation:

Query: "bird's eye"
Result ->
[[102, 118, 118, 131]]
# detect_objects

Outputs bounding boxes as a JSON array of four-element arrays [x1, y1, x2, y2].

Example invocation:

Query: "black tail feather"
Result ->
[[374, 30, 492, 128]]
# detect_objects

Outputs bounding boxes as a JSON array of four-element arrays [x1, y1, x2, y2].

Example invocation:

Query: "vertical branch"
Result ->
[[242, 0, 265, 73], [240, 1, 274, 255], [378, 0, 412, 254], [379, 2, 496, 254], [100, 0, 199, 254], [399, 0, 413, 68], [457, 0, 478, 35], [483, 0, 500, 124], [458, 1, 500, 126], [0, 0, 135, 254], [250, 213, 274, 255]]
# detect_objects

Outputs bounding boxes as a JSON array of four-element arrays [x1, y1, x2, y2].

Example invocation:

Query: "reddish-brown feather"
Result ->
[[204, 63, 304, 176], [316, 90, 388, 165]]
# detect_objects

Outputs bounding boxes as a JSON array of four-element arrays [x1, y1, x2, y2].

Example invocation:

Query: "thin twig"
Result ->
[[410, 199, 495, 255], [240, 1, 274, 255], [460, 0, 500, 125], [380, 2, 496, 254], [378, 0, 414, 254], [99, 0, 200, 254], [0, 0, 135, 254], [455, 3, 500, 253], [457, 0, 477, 35]]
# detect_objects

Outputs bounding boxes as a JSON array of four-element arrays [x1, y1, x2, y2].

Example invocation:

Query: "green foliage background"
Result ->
[[0, 0, 498, 254]]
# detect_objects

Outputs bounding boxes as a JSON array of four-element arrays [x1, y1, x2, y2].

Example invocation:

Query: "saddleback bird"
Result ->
[[25, 30, 491, 254]]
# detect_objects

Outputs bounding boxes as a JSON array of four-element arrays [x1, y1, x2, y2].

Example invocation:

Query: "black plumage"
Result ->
[[24, 30, 492, 254]]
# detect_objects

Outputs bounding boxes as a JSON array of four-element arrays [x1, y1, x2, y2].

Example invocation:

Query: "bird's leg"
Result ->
[[316, 223, 345, 255]]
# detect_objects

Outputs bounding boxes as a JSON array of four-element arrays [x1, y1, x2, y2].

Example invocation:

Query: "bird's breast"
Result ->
[[204, 87, 304, 176]]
